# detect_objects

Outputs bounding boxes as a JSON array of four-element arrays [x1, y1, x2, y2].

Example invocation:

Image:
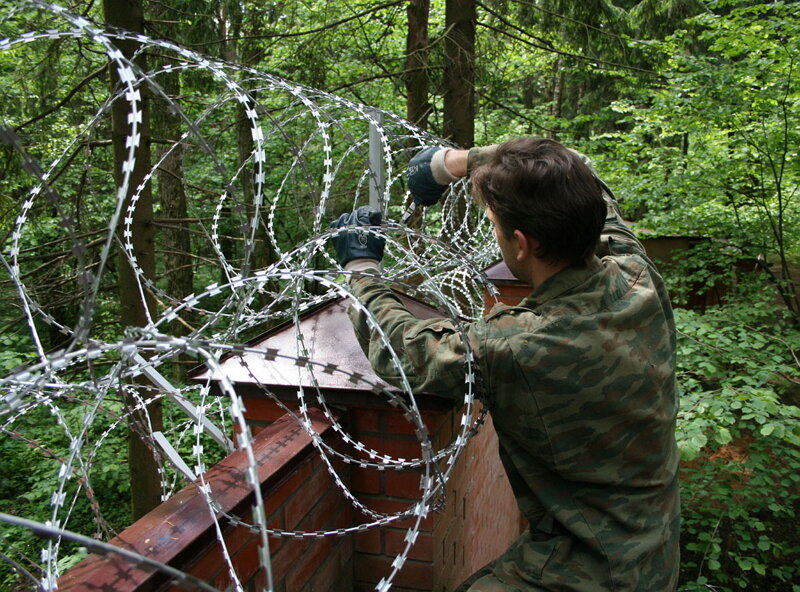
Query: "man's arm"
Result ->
[[594, 179, 649, 260], [406, 145, 498, 206], [430, 145, 497, 181], [330, 206, 481, 397], [347, 274, 480, 397]]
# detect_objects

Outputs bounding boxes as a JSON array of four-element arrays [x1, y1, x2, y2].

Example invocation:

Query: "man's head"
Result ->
[[471, 137, 606, 269]]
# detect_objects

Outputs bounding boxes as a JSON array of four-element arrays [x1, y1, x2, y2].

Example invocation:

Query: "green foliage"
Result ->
[[0, 400, 132, 587], [1, 1, 799, 589], [0, 330, 35, 374], [601, 1, 800, 317], [674, 281, 800, 590], [654, 241, 752, 310], [0, 380, 233, 588]]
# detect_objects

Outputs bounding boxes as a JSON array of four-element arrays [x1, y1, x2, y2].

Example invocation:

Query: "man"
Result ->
[[331, 138, 680, 591]]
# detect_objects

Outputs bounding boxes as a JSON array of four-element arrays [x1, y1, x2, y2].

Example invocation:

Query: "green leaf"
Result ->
[[715, 426, 732, 445]]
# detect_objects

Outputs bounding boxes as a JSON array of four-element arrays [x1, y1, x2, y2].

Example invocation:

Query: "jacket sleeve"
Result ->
[[346, 274, 482, 398], [596, 193, 651, 259]]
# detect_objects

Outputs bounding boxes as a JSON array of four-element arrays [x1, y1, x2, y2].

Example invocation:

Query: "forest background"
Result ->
[[0, 0, 798, 591]]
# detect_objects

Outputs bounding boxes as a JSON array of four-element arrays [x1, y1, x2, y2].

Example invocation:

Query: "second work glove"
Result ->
[[407, 146, 459, 207], [330, 206, 385, 267]]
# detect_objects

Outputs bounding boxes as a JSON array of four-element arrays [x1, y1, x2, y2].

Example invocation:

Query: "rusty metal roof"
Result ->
[[193, 293, 441, 393], [483, 260, 530, 286]]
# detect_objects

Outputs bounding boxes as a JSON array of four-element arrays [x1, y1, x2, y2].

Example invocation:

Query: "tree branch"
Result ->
[[15, 65, 107, 132], [474, 89, 559, 135], [477, 19, 658, 76], [189, 1, 405, 48]]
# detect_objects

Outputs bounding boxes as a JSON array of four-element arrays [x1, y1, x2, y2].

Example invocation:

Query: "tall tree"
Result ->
[[147, 3, 193, 340], [220, 1, 279, 282], [103, 0, 163, 520], [443, 0, 476, 147], [405, 0, 433, 130]]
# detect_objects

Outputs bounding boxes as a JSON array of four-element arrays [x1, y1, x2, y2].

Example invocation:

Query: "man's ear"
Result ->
[[513, 229, 538, 262]]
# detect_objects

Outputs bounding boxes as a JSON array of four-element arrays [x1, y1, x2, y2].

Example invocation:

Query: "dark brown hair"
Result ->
[[471, 137, 606, 267]]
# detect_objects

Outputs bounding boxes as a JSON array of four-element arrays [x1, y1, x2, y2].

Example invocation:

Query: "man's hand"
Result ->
[[407, 146, 458, 206], [330, 206, 385, 267]]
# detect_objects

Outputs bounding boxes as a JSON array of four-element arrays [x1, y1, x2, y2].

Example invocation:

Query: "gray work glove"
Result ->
[[329, 206, 385, 266], [407, 146, 458, 206]]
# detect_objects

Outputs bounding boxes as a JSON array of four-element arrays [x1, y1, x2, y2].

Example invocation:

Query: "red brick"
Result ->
[[357, 497, 435, 531], [230, 536, 263, 584], [264, 460, 313, 516], [329, 452, 350, 481], [430, 409, 455, 448], [354, 554, 433, 590], [271, 536, 311, 582], [354, 553, 393, 585], [250, 567, 282, 592], [358, 435, 423, 462], [384, 529, 433, 562], [351, 408, 381, 433], [284, 535, 334, 592], [241, 397, 290, 422], [385, 410, 420, 435], [267, 512, 287, 555], [351, 465, 382, 495], [228, 506, 286, 562], [422, 410, 454, 437], [354, 527, 382, 554], [175, 543, 225, 590], [302, 484, 346, 533], [384, 470, 425, 501], [483, 285, 530, 312], [284, 461, 330, 531], [310, 538, 353, 592], [212, 566, 232, 591], [221, 522, 258, 558], [332, 498, 354, 531]]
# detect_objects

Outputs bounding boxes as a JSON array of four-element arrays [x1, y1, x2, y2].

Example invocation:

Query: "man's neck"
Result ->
[[527, 259, 569, 289]]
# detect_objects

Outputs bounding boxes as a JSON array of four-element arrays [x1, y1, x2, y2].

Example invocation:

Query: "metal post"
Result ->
[[368, 111, 385, 212]]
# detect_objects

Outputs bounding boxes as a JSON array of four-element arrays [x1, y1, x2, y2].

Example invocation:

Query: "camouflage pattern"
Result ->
[[348, 163, 680, 591], [467, 144, 500, 174]]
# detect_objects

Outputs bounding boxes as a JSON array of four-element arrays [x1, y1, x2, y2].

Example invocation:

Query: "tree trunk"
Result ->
[[405, 0, 432, 130], [103, 0, 163, 520], [215, 0, 243, 282], [442, 0, 476, 248], [443, 0, 476, 148], [548, 21, 568, 139], [227, 3, 278, 289], [150, 5, 194, 389], [151, 12, 193, 333]]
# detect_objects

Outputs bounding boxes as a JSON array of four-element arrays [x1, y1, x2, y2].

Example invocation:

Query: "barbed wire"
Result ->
[[0, 2, 501, 591]]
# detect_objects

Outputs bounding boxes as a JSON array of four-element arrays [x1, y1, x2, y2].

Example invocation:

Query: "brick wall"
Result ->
[[432, 405, 527, 591], [223, 393, 525, 591], [483, 282, 532, 310], [59, 395, 520, 592], [58, 408, 352, 592], [60, 266, 532, 591], [349, 405, 444, 592], [345, 401, 525, 592]]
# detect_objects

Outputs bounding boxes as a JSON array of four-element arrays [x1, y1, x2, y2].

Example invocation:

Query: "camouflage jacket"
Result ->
[[348, 196, 680, 591]]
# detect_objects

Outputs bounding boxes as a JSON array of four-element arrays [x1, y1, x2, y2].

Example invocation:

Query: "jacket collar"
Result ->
[[519, 256, 604, 309]]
